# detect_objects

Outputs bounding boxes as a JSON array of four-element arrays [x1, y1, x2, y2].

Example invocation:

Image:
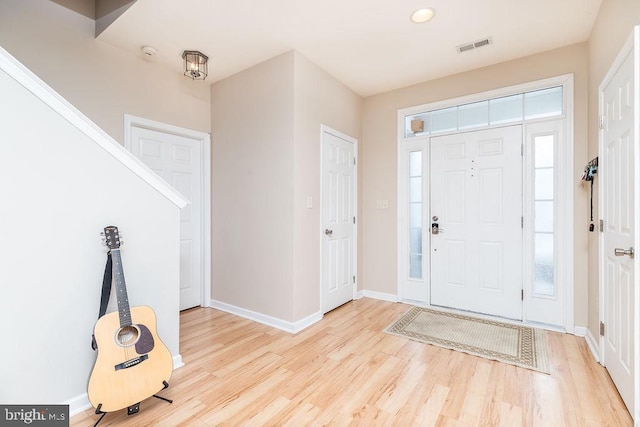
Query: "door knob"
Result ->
[[431, 223, 444, 234], [324, 229, 333, 236], [614, 247, 634, 258]]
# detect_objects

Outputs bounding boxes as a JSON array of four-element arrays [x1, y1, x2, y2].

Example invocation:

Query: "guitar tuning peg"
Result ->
[[100, 232, 105, 237], [119, 239, 125, 246]]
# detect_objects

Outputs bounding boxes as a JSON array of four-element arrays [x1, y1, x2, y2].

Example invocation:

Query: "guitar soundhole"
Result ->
[[116, 325, 140, 347]]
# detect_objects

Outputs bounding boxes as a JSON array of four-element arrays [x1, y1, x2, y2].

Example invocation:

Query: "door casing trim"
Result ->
[[397, 74, 574, 332], [123, 114, 212, 310]]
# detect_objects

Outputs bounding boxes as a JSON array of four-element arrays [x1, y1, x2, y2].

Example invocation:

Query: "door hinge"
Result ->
[[354, 157, 356, 166], [521, 143, 524, 156], [521, 289, 524, 301], [600, 321, 605, 336], [353, 216, 356, 224], [521, 216, 524, 229], [599, 219, 604, 232], [599, 115, 606, 130], [353, 275, 356, 284]]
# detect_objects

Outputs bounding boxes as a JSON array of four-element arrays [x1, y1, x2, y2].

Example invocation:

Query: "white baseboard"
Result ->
[[584, 328, 601, 363], [359, 290, 400, 303], [573, 326, 587, 337], [67, 393, 92, 418], [210, 299, 322, 334], [173, 354, 185, 369]]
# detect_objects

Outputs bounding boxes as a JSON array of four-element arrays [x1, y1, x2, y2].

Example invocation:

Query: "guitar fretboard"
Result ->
[[111, 249, 132, 327]]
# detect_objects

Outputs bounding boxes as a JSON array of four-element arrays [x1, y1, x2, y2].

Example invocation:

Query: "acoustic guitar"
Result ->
[[88, 226, 173, 413]]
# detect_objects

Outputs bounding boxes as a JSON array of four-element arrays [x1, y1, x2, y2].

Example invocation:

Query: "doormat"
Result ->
[[384, 306, 550, 374]]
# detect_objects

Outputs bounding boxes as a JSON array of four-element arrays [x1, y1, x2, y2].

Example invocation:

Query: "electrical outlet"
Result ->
[[376, 200, 389, 209]]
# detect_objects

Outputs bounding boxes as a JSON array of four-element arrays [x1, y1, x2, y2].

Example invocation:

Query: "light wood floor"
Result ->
[[72, 298, 632, 426]]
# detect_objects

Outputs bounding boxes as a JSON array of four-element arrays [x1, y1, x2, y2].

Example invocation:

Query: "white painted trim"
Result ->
[[210, 300, 323, 334], [123, 115, 212, 309], [320, 125, 359, 313], [561, 76, 575, 334], [0, 46, 188, 209], [360, 290, 401, 303], [396, 74, 575, 332], [173, 354, 185, 370], [573, 326, 587, 337], [584, 328, 601, 363], [399, 74, 575, 118], [67, 394, 91, 417]]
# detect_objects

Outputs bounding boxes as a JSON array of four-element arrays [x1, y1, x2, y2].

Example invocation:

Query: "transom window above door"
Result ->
[[404, 86, 563, 138]]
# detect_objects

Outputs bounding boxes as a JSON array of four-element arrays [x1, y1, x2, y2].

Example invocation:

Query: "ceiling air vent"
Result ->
[[456, 37, 493, 53]]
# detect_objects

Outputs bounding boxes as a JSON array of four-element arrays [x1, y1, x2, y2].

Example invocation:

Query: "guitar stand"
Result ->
[[93, 381, 173, 427]]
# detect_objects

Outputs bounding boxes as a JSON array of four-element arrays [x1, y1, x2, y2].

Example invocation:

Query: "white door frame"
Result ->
[[124, 114, 212, 309], [598, 25, 640, 422], [397, 74, 574, 332], [320, 124, 358, 313]]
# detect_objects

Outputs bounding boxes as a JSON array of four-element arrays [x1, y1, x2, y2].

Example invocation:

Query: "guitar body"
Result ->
[[88, 305, 173, 412]]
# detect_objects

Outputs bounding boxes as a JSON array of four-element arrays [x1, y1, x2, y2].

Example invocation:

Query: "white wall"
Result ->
[[0, 58, 181, 412]]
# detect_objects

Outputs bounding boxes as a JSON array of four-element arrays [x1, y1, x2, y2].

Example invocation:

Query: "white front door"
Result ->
[[128, 126, 204, 311], [321, 127, 356, 313], [430, 126, 523, 320], [600, 28, 637, 416]]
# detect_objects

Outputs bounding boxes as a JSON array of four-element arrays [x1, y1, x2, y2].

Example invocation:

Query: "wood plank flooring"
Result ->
[[71, 298, 632, 426]]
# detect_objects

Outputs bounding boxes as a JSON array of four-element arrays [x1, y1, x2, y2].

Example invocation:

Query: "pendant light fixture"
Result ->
[[182, 50, 209, 80]]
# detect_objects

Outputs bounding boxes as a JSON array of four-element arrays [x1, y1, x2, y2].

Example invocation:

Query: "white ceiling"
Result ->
[[98, 0, 603, 97]]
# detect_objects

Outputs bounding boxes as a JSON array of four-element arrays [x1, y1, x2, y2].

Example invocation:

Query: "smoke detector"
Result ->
[[456, 37, 493, 53], [141, 46, 157, 57]]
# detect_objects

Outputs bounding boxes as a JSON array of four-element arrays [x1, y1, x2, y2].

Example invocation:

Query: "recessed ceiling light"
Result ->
[[411, 8, 435, 24]]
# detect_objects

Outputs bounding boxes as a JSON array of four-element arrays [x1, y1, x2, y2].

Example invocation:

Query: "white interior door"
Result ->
[[600, 28, 637, 417], [430, 126, 523, 320], [129, 126, 204, 311], [322, 127, 356, 313]]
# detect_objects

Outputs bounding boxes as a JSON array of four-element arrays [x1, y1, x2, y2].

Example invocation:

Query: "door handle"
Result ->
[[324, 229, 333, 236], [614, 247, 634, 258]]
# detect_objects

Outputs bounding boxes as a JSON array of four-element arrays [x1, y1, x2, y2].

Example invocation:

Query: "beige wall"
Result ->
[[361, 43, 590, 326], [586, 0, 640, 339], [0, 0, 210, 143], [292, 52, 362, 319], [211, 52, 296, 320], [211, 51, 361, 322]]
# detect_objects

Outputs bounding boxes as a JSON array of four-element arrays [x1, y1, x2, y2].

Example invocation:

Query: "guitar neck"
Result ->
[[111, 249, 132, 327]]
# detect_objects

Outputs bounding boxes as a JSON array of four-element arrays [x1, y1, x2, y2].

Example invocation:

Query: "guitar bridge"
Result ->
[[114, 354, 148, 371]]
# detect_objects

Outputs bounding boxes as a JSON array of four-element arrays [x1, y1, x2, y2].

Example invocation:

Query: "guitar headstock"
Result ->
[[103, 226, 122, 250]]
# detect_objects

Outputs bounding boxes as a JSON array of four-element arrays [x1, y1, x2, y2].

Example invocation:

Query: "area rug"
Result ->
[[384, 306, 550, 374]]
